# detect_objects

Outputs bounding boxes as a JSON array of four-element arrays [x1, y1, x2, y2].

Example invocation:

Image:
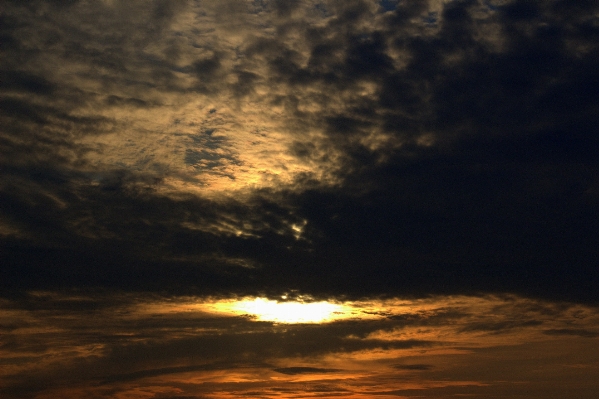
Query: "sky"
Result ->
[[0, 0, 598, 398]]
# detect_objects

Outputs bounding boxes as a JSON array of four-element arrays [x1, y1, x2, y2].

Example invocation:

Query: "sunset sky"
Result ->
[[1, 0, 598, 398]]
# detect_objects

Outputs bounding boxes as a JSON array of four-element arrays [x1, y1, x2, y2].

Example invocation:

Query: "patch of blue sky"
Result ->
[[379, 0, 399, 13]]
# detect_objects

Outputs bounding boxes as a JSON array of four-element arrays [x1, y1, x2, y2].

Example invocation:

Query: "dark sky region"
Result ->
[[1, 0, 598, 398]]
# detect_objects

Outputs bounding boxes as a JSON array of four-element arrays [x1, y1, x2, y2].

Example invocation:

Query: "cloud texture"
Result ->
[[0, 293, 597, 398], [1, 2, 599, 396], [2, 0, 598, 303]]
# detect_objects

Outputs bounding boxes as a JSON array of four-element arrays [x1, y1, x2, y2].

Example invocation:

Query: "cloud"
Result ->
[[459, 320, 544, 333], [102, 363, 271, 384], [543, 328, 599, 338], [1, 293, 598, 398], [392, 364, 434, 371], [273, 367, 342, 375], [1, 0, 598, 305]]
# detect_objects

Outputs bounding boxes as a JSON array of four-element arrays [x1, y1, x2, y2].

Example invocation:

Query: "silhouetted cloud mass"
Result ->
[[2, 0, 597, 303]]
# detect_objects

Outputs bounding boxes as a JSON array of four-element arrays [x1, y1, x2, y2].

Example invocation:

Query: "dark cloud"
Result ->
[[103, 363, 270, 384], [273, 367, 342, 375], [1, 0, 598, 304], [392, 364, 433, 371], [459, 319, 544, 333], [0, 71, 54, 95], [543, 328, 599, 338], [272, 0, 301, 18]]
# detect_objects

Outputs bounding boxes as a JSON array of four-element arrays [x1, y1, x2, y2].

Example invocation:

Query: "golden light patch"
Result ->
[[212, 297, 350, 324]]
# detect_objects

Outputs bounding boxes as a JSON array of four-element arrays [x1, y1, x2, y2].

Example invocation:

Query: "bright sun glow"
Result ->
[[213, 297, 349, 323]]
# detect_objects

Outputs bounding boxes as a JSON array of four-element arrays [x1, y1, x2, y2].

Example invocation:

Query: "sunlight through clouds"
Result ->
[[215, 297, 349, 323], [1, 293, 597, 398]]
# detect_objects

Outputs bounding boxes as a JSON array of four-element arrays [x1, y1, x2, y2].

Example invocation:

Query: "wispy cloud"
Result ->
[[0, 294, 597, 398]]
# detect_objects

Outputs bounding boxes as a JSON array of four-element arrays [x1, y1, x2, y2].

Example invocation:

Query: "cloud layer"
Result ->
[[1, 0, 598, 304], [0, 293, 597, 398]]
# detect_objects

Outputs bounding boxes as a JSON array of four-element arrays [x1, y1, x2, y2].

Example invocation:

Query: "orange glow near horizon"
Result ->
[[1, 293, 598, 399]]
